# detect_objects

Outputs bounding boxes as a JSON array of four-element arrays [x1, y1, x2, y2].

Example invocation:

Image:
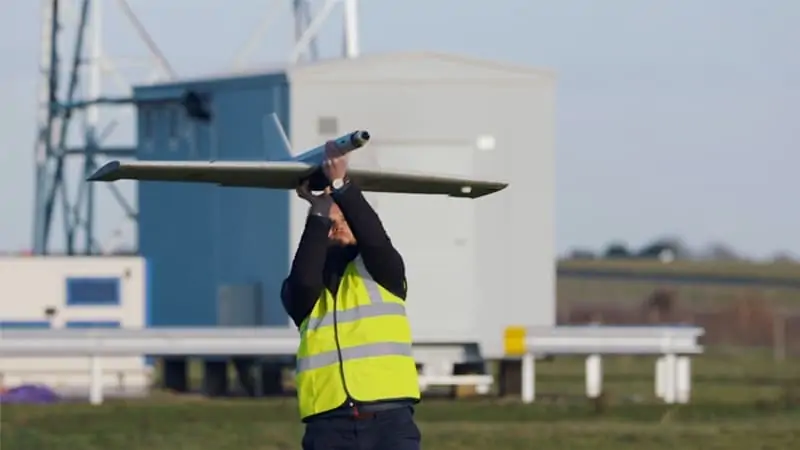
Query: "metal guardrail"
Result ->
[[0, 327, 495, 404], [503, 325, 705, 405], [0, 327, 302, 405], [0, 327, 301, 357], [0, 326, 704, 405]]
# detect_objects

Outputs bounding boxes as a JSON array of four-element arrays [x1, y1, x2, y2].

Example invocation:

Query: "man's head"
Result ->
[[328, 203, 356, 246]]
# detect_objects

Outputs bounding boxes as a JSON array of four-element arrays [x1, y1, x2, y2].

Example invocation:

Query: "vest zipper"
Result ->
[[332, 296, 357, 410]]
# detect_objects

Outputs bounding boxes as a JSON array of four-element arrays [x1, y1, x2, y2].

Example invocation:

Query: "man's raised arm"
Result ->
[[281, 188, 333, 327], [332, 182, 406, 300]]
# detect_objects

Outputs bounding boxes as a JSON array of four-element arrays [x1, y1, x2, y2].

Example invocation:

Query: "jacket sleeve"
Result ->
[[281, 214, 331, 327], [332, 183, 407, 300]]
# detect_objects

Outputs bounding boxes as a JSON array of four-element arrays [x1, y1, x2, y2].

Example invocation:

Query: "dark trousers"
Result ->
[[302, 406, 421, 450]]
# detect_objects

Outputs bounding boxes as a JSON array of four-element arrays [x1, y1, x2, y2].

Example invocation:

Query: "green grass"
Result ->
[[559, 259, 800, 280], [3, 353, 800, 449], [3, 399, 799, 449], [557, 259, 800, 313]]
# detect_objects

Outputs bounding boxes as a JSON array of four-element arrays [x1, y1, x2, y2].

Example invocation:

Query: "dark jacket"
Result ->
[[280, 182, 413, 419], [281, 183, 407, 327]]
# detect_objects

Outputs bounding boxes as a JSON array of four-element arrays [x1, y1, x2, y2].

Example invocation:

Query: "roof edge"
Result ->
[[133, 51, 556, 97], [287, 51, 557, 79]]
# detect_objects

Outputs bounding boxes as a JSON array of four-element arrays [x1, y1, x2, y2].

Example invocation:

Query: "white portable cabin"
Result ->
[[285, 53, 558, 366], [0, 257, 150, 394], [134, 52, 556, 377]]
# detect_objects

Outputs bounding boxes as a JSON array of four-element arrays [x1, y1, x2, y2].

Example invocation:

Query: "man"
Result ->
[[281, 141, 422, 450]]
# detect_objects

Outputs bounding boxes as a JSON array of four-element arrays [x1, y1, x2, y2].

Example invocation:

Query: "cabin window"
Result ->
[[65, 277, 121, 306]]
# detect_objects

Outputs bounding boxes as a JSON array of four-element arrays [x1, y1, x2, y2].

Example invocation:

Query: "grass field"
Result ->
[[4, 400, 799, 450], [557, 259, 800, 315], [3, 352, 799, 449], [558, 259, 800, 281], [4, 260, 799, 448]]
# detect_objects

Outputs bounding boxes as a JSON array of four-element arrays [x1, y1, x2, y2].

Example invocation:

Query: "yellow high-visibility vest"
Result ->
[[295, 256, 420, 419]]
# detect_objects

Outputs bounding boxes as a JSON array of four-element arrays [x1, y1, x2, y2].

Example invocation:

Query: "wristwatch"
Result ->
[[331, 177, 347, 191]]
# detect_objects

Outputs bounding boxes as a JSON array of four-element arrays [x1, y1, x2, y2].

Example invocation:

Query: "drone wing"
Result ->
[[347, 167, 507, 198], [87, 160, 312, 188], [88, 160, 508, 199]]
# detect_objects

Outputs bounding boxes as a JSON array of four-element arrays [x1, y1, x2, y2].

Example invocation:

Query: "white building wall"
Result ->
[[0, 257, 149, 392], [289, 53, 556, 358]]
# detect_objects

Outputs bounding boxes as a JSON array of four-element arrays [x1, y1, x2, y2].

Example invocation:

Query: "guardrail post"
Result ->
[[676, 356, 691, 403], [521, 353, 535, 403], [89, 355, 103, 405], [655, 356, 666, 400], [657, 329, 680, 404], [585, 354, 602, 398], [662, 353, 677, 404]]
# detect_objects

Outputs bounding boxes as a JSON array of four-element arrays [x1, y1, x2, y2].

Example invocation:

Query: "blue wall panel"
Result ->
[[0, 321, 51, 329], [65, 321, 121, 328], [211, 83, 292, 326], [136, 73, 292, 327]]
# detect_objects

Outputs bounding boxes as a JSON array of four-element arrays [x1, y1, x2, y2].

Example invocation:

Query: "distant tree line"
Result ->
[[566, 237, 797, 263]]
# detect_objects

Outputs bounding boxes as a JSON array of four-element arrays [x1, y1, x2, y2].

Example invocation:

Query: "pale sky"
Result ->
[[1, 0, 798, 258]]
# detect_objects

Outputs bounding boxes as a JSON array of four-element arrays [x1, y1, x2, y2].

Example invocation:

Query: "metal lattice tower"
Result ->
[[31, 0, 361, 255]]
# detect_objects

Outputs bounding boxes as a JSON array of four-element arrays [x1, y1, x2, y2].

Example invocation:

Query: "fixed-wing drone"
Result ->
[[87, 115, 508, 199]]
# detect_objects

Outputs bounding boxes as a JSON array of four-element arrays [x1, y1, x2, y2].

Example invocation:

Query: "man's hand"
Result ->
[[296, 180, 333, 217], [322, 140, 348, 182]]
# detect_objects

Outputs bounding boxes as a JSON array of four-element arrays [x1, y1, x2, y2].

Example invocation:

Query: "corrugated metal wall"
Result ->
[[135, 74, 292, 327]]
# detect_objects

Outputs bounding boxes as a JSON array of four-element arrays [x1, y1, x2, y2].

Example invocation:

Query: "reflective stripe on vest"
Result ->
[[296, 255, 419, 418], [305, 302, 407, 330], [297, 342, 413, 373], [303, 257, 403, 331], [298, 257, 409, 370]]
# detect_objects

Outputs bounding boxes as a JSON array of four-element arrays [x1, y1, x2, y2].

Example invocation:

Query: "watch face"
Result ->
[[333, 179, 344, 189]]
